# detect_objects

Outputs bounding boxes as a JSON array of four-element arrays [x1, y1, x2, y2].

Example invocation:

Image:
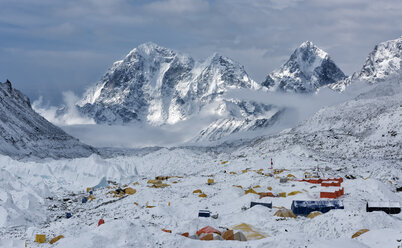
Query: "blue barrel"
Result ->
[[82, 197, 87, 203], [66, 212, 72, 218]]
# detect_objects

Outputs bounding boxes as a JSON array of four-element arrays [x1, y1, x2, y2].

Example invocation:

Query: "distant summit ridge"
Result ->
[[330, 36, 402, 91], [77, 42, 265, 127], [262, 41, 347, 93]]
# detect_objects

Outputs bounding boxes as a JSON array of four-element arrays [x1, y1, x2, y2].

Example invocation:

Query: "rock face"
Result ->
[[331, 36, 402, 91], [355, 36, 402, 81], [77, 42, 284, 141], [0, 80, 94, 159], [262, 41, 346, 93], [77, 42, 261, 125]]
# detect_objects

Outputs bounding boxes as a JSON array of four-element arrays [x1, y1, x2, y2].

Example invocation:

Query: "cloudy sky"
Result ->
[[1, 0, 401, 105]]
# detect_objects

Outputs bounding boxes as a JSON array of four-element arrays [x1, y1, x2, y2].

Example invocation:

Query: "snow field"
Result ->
[[0, 146, 401, 248]]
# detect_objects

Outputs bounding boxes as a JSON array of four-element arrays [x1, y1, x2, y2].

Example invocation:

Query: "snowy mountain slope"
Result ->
[[331, 36, 402, 91], [77, 43, 261, 125], [1, 74, 402, 247], [0, 80, 95, 159], [195, 102, 284, 142], [241, 81, 402, 168], [1, 81, 401, 246], [262, 41, 347, 93]]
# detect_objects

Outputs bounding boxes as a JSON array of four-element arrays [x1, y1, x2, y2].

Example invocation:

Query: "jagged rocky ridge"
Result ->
[[262, 41, 346, 93], [0, 80, 95, 159], [77, 42, 283, 141], [331, 36, 402, 91]]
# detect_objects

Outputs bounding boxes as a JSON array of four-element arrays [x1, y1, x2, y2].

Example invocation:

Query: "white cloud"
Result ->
[[32, 92, 95, 126]]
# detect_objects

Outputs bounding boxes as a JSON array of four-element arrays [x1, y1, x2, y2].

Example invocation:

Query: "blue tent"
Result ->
[[291, 200, 344, 216], [198, 210, 211, 218], [250, 202, 272, 209]]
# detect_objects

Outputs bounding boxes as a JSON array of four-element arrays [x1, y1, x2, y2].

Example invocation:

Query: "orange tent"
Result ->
[[259, 192, 276, 199], [196, 226, 222, 236]]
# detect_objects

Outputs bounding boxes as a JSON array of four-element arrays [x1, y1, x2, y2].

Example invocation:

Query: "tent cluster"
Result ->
[[146, 175, 183, 188], [168, 224, 266, 241], [107, 187, 137, 198], [193, 189, 207, 198], [259, 190, 301, 199], [298, 178, 344, 199], [81, 187, 96, 203], [147, 179, 170, 188], [298, 177, 343, 185], [35, 234, 64, 244]]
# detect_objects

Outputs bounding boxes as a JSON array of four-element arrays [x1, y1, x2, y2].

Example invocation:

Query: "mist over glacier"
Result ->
[[32, 80, 372, 148]]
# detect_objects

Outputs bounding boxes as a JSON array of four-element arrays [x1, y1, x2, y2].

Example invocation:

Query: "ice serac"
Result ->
[[0, 80, 94, 159], [78, 42, 261, 125], [262, 41, 346, 93]]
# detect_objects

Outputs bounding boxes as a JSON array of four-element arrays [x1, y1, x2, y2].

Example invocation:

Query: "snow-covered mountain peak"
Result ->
[[127, 42, 172, 57], [295, 41, 328, 62], [354, 36, 402, 81], [262, 41, 346, 93], [329, 36, 402, 91], [77, 43, 263, 127]]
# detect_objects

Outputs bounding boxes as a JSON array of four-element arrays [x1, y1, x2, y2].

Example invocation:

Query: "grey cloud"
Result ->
[[1, 0, 401, 105]]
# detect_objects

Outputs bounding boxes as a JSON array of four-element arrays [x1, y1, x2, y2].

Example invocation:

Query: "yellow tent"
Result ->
[[229, 171, 237, 175], [221, 161, 228, 164], [287, 191, 302, 196], [352, 229, 369, 239], [150, 183, 170, 188], [193, 189, 202, 194], [267, 186, 272, 191], [307, 211, 322, 219], [207, 179, 215, 184], [274, 208, 296, 218], [147, 179, 162, 184], [199, 193, 207, 198], [278, 192, 286, 197], [287, 174, 296, 178], [35, 234, 46, 243], [244, 188, 258, 195], [124, 188, 136, 195], [232, 223, 266, 240], [49, 235, 64, 244]]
